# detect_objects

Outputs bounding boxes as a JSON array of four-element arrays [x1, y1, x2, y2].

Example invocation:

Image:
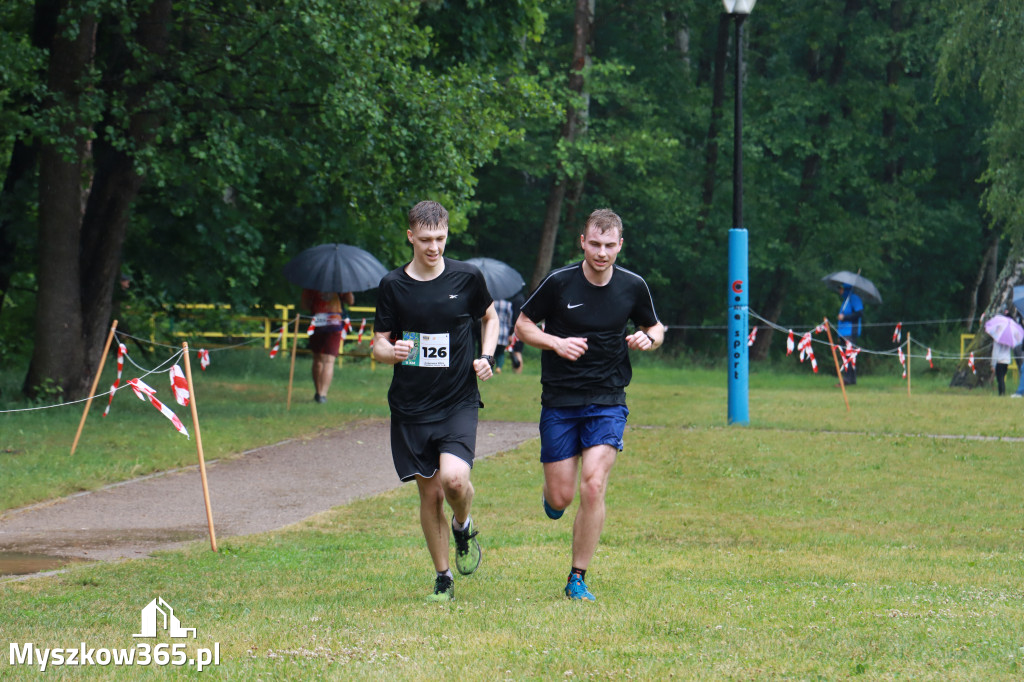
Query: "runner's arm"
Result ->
[[626, 322, 665, 351], [372, 331, 414, 365], [473, 303, 498, 380], [514, 312, 588, 361]]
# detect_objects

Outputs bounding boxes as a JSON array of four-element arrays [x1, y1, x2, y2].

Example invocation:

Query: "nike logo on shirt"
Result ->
[[567, 303, 584, 309]]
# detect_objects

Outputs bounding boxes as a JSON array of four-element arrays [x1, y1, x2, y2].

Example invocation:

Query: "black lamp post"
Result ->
[[724, 0, 755, 425]]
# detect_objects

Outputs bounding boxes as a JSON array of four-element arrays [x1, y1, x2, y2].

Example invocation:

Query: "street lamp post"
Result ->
[[724, 0, 755, 426]]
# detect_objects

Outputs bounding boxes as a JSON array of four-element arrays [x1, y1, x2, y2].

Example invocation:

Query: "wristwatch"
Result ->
[[641, 331, 655, 346], [479, 354, 495, 368]]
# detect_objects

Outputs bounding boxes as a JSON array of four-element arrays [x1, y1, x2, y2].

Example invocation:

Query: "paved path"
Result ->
[[0, 420, 538, 563]]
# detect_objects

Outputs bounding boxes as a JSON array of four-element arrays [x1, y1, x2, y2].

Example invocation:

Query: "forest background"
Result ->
[[1, 0, 1022, 401]]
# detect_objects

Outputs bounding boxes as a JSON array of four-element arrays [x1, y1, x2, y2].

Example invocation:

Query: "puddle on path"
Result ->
[[0, 552, 84, 577]]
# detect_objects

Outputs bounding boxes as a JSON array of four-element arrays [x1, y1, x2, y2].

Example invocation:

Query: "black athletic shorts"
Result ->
[[389, 407, 478, 482]]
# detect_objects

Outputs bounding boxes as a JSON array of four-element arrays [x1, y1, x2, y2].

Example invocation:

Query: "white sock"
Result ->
[[452, 515, 471, 532], [437, 569, 453, 580]]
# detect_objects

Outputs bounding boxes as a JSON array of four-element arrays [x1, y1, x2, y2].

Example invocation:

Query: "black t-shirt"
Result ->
[[375, 258, 493, 422], [520, 262, 660, 407]]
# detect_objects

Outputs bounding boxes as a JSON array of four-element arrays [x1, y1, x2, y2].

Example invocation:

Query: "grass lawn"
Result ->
[[2, 350, 1023, 679]]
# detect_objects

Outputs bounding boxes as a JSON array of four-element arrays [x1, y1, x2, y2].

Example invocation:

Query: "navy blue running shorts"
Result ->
[[539, 404, 629, 463]]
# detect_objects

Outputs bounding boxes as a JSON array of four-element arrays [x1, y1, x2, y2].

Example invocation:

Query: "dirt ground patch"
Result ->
[[0, 419, 538, 565]]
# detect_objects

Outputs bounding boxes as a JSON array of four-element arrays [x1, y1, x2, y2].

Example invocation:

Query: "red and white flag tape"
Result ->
[[270, 328, 284, 358], [786, 330, 795, 356], [198, 348, 210, 370], [892, 322, 902, 343], [841, 343, 860, 372], [968, 352, 976, 374], [747, 326, 758, 347], [926, 348, 933, 369], [306, 319, 316, 336], [898, 346, 906, 378], [507, 333, 517, 354], [170, 364, 190, 406], [341, 317, 352, 341], [357, 318, 366, 344], [103, 342, 128, 417], [813, 322, 827, 335], [127, 378, 189, 438], [797, 332, 818, 372]]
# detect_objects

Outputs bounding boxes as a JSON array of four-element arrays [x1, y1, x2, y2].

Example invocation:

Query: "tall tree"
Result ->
[[530, 0, 593, 290]]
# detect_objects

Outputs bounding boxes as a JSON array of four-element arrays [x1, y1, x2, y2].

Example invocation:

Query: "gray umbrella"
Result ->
[[464, 257, 526, 300], [283, 244, 388, 293], [821, 270, 882, 305]]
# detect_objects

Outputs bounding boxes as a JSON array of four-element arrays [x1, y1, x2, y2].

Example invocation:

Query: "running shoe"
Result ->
[[426, 574, 454, 602], [542, 491, 564, 520], [565, 573, 595, 601], [452, 520, 481, 575]]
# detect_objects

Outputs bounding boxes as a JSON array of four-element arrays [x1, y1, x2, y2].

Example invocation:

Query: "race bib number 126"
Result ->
[[402, 332, 450, 368]]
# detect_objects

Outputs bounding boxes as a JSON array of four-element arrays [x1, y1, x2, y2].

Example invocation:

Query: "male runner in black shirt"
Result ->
[[515, 208, 664, 601], [373, 200, 499, 602]]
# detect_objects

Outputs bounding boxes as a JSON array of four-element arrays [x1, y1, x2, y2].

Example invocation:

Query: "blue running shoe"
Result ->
[[565, 573, 595, 601], [542, 491, 564, 520]]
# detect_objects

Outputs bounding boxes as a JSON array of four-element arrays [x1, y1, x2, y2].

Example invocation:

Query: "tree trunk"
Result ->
[[80, 1, 172, 365], [965, 230, 1000, 332], [949, 239, 1024, 388], [24, 0, 171, 401], [695, 13, 730, 236], [24, 4, 98, 400], [0, 0, 62, 321], [529, 0, 592, 290]]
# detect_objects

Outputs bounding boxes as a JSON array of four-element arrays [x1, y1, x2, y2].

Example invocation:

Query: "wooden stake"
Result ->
[[182, 342, 217, 552], [71, 320, 118, 455], [287, 314, 300, 410], [822, 317, 851, 412]]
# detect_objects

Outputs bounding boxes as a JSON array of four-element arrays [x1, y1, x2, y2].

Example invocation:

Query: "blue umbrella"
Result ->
[[1013, 286, 1024, 318]]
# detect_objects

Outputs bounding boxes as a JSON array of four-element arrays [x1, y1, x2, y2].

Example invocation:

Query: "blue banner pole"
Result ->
[[727, 227, 749, 425]]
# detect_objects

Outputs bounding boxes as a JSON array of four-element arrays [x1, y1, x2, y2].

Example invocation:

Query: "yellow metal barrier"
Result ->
[[149, 303, 377, 370]]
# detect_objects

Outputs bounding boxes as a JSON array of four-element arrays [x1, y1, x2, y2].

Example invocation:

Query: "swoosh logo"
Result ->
[[567, 303, 584, 309]]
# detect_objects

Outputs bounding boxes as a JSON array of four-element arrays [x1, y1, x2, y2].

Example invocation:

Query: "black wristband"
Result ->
[[641, 331, 655, 346], [480, 354, 495, 368]]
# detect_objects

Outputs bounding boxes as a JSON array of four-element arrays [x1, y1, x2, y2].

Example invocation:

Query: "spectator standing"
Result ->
[[301, 289, 354, 403]]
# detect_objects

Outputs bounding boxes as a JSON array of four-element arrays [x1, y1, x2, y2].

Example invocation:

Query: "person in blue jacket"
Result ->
[[836, 284, 864, 385]]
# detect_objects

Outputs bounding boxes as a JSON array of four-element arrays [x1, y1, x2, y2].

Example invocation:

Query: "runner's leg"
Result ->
[[543, 456, 579, 511], [439, 453, 474, 525], [571, 444, 617, 570], [415, 473, 450, 572]]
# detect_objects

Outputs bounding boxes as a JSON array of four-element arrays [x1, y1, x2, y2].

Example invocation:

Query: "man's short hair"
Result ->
[[409, 201, 449, 231], [583, 208, 623, 238]]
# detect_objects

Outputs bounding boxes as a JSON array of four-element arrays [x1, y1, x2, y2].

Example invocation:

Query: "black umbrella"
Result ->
[[465, 257, 525, 300], [821, 270, 882, 305], [283, 243, 388, 293]]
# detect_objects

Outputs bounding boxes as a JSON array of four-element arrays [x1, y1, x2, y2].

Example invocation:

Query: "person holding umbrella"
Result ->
[[836, 284, 864, 385], [283, 242, 389, 402], [984, 308, 1024, 396], [372, 200, 499, 602], [301, 289, 354, 403]]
